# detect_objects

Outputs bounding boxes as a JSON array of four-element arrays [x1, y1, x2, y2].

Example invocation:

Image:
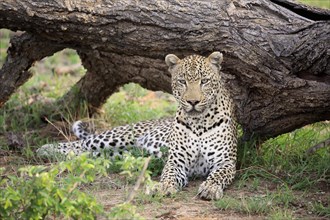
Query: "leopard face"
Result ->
[[165, 52, 223, 115]]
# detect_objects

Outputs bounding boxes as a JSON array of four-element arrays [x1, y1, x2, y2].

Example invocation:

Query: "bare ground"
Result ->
[[93, 176, 263, 220], [89, 173, 329, 220]]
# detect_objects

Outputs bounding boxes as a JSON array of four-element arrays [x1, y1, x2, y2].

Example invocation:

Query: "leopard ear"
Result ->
[[165, 54, 180, 67], [208, 51, 223, 66]]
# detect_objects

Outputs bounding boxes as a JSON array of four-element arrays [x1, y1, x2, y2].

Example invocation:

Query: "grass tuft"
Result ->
[[309, 201, 330, 218]]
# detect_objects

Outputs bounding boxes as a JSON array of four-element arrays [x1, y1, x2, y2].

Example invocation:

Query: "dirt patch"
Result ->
[[92, 176, 264, 219], [91, 175, 329, 219]]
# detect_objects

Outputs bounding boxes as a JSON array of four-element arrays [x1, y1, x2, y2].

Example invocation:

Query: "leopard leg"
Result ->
[[157, 158, 188, 195], [197, 120, 237, 200], [153, 125, 199, 196], [197, 160, 236, 200]]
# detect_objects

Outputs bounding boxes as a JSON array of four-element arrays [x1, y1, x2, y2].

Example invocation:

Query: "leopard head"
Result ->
[[165, 52, 223, 115]]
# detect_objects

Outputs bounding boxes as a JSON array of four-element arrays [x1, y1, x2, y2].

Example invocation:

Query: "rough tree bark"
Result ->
[[0, 0, 329, 139]]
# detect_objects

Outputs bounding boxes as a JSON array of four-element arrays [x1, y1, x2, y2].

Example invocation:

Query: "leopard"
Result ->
[[37, 52, 237, 200]]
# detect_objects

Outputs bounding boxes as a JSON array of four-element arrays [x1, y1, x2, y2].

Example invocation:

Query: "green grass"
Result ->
[[237, 123, 330, 190], [297, 0, 330, 9], [268, 209, 295, 220], [214, 192, 295, 217], [103, 83, 176, 127], [215, 185, 298, 219], [310, 200, 330, 218], [234, 123, 330, 218]]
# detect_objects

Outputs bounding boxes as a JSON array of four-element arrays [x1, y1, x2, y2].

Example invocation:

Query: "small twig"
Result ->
[[44, 117, 71, 142], [126, 156, 151, 203]]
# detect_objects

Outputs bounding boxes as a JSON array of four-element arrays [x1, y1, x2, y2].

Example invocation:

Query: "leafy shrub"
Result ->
[[116, 153, 152, 184], [0, 154, 110, 219], [0, 153, 154, 219]]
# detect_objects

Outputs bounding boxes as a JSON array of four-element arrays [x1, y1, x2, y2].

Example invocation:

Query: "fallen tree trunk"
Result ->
[[0, 0, 329, 139]]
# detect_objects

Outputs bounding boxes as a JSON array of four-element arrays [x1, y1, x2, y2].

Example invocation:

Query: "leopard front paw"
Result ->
[[146, 180, 179, 197], [197, 181, 223, 200]]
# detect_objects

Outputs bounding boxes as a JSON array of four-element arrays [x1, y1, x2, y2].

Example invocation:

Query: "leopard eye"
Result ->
[[178, 79, 186, 85], [201, 79, 210, 84]]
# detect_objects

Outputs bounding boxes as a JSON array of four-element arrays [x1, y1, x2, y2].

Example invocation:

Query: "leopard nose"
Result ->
[[187, 100, 200, 106]]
